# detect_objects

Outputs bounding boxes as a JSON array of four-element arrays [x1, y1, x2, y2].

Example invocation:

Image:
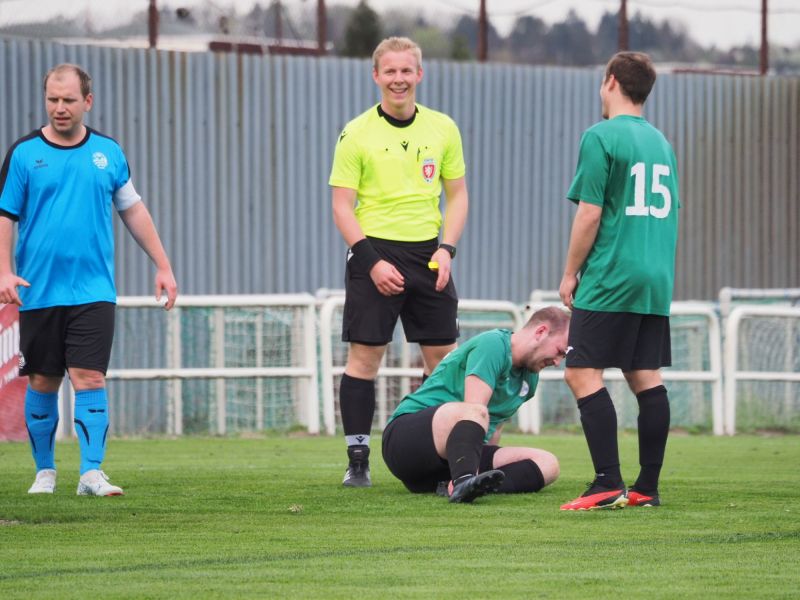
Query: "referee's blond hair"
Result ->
[[372, 37, 422, 71]]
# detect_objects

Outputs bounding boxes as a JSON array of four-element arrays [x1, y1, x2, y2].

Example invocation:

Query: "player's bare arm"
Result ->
[[0, 216, 29, 305], [464, 374, 493, 407], [118, 202, 178, 310], [332, 186, 404, 296], [559, 201, 602, 309]]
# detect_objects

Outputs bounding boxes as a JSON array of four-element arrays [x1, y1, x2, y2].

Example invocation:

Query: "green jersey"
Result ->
[[567, 115, 680, 316], [387, 329, 539, 442], [328, 104, 466, 242]]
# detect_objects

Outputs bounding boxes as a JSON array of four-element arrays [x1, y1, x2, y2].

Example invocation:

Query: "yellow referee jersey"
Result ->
[[329, 103, 466, 242]]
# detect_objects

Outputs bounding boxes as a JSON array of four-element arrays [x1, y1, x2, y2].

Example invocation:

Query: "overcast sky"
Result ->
[[0, 0, 798, 50]]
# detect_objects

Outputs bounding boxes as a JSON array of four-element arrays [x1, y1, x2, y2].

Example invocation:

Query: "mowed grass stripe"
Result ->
[[0, 434, 798, 598]]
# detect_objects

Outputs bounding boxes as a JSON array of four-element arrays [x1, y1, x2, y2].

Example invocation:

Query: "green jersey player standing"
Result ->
[[558, 52, 680, 511]]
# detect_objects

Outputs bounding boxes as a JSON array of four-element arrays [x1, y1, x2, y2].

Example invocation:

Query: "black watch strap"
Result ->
[[438, 243, 457, 259]]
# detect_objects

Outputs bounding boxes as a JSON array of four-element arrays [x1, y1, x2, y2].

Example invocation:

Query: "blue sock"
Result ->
[[74, 389, 110, 475], [25, 387, 59, 471]]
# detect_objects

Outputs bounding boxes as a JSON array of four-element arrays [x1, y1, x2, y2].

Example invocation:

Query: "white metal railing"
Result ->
[[521, 299, 724, 435], [318, 296, 525, 435], [56, 295, 320, 437], [719, 287, 800, 318], [723, 305, 800, 435], [41, 293, 800, 438]]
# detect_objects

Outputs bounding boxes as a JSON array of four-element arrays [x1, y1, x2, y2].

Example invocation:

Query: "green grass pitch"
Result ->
[[1, 433, 798, 598]]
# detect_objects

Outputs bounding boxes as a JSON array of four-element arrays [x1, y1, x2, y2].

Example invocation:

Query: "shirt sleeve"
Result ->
[[112, 147, 141, 211], [464, 334, 507, 390], [113, 179, 142, 211], [566, 130, 608, 206], [0, 147, 27, 219], [328, 127, 362, 190], [441, 118, 466, 180]]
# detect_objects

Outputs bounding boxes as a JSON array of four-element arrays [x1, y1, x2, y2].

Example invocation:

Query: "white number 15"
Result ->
[[626, 162, 671, 219]]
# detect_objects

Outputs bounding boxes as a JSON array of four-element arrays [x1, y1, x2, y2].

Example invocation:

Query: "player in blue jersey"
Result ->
[[0, 64, 178, 496]]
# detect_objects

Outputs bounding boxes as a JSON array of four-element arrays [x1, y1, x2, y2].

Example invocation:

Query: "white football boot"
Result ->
[[76, 469, 124, 496], [28, 469, 57, 494]]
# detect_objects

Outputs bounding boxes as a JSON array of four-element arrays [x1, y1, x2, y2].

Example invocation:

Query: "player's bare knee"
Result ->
[[28, 374, 62, 394], [69, 369, 106, 390], [462, 403, 489, 426], [536, 450, 560, 485]]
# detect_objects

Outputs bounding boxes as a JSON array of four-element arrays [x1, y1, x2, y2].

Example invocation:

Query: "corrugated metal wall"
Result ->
[[1, 37, 798, 303]]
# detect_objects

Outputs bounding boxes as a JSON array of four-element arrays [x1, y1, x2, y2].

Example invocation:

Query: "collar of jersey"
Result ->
[[38, 126, 92, 150], [376, 104, 418, 128]]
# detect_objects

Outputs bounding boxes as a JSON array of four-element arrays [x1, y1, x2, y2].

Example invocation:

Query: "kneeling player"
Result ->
[[382, 307, 569, 503]]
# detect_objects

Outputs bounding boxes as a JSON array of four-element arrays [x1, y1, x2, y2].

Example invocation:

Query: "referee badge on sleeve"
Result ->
[[422, 158, 436, 183]]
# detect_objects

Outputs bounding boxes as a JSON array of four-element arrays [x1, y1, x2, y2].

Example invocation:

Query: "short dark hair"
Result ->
[[524, 306, 571, 334], [43, 64, 92, 98], [604, 52, 656, 105]]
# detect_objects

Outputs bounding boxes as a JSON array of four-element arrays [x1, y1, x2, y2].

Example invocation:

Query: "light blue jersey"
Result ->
[[0, 128, 141, 310]]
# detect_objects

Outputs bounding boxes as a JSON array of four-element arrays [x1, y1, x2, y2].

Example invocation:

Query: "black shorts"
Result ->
[[342, 237, 459, 345], [565, 308, 671, 370], [382, 405, 499, 493], [19, 302, 116, 376]]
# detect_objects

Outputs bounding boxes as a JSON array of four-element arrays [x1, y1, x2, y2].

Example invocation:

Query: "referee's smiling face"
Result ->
[[373, 50, 423, 119]]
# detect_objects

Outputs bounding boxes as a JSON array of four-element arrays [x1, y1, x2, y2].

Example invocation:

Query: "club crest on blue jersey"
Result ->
[[92, 152, 108, 169], [422, 158, 436, 183]]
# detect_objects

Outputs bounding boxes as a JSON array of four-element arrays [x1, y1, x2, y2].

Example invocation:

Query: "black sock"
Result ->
[[339, 373, 375, 446], [445, 420, 486, 481], [634, 385, 670, 493], [496, 459, 545, 494], [578, 388, 623, 488]]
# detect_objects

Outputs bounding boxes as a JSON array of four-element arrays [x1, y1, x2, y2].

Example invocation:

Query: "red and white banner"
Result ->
[[0, 304, 27, 441]]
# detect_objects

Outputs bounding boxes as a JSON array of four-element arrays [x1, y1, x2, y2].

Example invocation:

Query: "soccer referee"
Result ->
[[329, 37, 469, 487]]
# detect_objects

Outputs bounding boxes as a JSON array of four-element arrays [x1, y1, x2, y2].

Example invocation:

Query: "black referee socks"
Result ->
[[340, 373, 375, 446]]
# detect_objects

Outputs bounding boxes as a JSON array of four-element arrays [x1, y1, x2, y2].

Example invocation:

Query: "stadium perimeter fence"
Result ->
[[37, 290, 800, 440], [719, 288, 800, 434]]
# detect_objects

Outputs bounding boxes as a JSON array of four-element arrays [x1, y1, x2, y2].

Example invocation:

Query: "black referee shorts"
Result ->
[[565, 308, 671, 371], [342, 237, 459, 345], [19, 302, 115, 376]]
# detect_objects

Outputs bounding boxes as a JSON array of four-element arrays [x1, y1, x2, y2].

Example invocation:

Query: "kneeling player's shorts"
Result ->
[[382, 405, 501, 493], [565, 308, 671, 370], [342, 237, 459, 345], [19, 302, 115, 376]]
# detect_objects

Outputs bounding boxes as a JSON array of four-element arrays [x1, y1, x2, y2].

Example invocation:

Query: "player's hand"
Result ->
[[0, 273, 30, 306], [369, 260, 404, 296], [430, 248, 452, 292], [559, 273, 578, 310], [155, 267, 178, 310]]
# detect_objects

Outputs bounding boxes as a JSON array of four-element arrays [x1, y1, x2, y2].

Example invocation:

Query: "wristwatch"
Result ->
[[438, 243, 457, 259]]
